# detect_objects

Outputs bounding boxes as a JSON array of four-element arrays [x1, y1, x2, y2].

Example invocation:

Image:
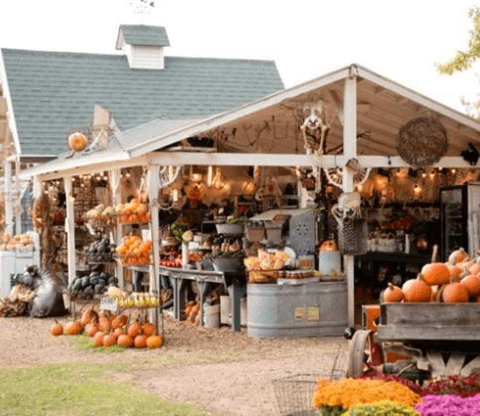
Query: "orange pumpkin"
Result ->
[[117, 334, 134, 348], [146, 335, 164, 349], [127, 321, 141, 338], [134, 334, 148, 349], [68, 132, 89, 152], [50, 321, 64, 336], [468, 259, 480, 275], [64, 320, 83, 335], [103, 333, 117, 347], [383, 283, 404, 303], [448, 247, 469, 264], [446, 263, 463, 282], [420, 262, 451, 286], [81, 308, 98, 327], [142, 322, 157, 337], [461, 274, 480, 296], [442, 278, 470, 303], [85, 323, 100, 337], [93, 331, 104, 347], [319, 240, 338, 252], [402, 275, 432, 302]]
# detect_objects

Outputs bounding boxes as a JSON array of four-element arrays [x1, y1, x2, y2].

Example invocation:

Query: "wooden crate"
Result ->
[[377, 303, 480, 342]]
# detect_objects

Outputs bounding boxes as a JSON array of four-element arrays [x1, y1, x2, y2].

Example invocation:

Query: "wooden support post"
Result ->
[[343, 67, 357, 328], [110, 169, 124, 288], [4, 159, 13, 234], [148, 164, 161, 325], [64, 176, 76, 286]]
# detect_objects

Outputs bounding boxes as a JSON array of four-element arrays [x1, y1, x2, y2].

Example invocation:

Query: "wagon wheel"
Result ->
[[324, 167, 371, 190], [425, 350, 480, 378], [346, 329, 383, 377]]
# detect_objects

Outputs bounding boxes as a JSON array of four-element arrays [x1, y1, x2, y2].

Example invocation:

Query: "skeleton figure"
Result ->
[[300, 100, 336, 155]]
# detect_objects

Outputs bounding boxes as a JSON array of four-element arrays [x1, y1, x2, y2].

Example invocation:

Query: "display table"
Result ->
[[159, 266, 246, 332]]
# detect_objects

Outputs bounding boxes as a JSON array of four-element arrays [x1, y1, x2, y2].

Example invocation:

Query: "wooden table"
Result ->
[[158, 266, 246, 331]]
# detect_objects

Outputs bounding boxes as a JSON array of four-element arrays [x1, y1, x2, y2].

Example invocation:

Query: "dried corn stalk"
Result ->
[[30, 192, 54, 269]]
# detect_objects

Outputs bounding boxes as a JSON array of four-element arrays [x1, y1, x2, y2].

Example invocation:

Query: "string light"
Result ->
[[451, 168, 456, 174]]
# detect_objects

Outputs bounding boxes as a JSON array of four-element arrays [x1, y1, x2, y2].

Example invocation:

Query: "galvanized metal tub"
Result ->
[[247, 280, 348, 338]]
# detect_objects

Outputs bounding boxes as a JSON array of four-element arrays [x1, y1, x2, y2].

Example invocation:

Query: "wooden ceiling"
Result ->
[[205, 76, 480, 160]]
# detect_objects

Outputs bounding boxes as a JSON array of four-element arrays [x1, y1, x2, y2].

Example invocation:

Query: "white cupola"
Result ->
[[116, 24, 170, 70]]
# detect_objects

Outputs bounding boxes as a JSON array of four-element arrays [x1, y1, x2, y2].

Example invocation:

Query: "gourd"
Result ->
[[448, 247, 469, 264], [420, 262, 451, 286], [146, 335, 164, 349], [68, 132, 89, 152], [134, 334, 148, 349], [460, 273, 480, 296], [103, 333, 117, 347], [319, 240, 338, 252], [402, 275, 432, 302], [117, 334, 134, 348], [50, 321, 64, 336], [64, 320, 83, 335], [442, 278, 470, 303], [383, 283, 404, 303]]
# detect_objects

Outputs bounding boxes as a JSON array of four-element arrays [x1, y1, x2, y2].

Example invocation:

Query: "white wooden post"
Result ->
[[14, 159, 22, 233], [64, 176, 76, 286], [343, 67, 357, 328], [33, 175, 42, 199], [148, 164, 160, 326], [148, 164, 160, 294], [110, 169, 124, 288], [4, 160, 13, 234]]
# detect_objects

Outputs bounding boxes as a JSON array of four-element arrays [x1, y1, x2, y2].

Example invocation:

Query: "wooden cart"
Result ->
[[347, 303, 480, 381]]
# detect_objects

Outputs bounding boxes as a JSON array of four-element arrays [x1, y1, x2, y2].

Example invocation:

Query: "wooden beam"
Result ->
[[64, 176, 76, 286]]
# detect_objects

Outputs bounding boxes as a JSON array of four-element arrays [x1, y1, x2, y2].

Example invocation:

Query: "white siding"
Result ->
[[125, 45, 164, 69]]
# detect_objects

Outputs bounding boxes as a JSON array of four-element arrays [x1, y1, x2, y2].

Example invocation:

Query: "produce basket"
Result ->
[[271, 370, 346, 416], [248, 269, 279, 283]]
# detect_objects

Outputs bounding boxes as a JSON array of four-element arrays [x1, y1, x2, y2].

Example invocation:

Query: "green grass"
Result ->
[[0, 362, 217, 416]]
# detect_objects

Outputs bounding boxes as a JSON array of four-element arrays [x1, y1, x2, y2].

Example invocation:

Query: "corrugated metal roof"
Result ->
[[1, 47, 283, 157], [117, 25, 170, 48]]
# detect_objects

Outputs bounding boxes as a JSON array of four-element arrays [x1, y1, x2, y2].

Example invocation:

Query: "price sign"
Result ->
[[100, 297, 118, 313]]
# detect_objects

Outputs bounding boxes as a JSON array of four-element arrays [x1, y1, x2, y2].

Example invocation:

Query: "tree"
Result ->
[[438, 7, 480, 75]]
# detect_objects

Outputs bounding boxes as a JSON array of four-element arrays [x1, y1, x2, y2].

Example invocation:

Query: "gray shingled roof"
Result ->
[[1, 48, 283, 156], [116, 25, 170, 48]]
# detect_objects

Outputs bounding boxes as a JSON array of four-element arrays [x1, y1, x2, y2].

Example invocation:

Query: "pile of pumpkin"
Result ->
[[50, 308, 163, 349], [384, 247, 480, 303], [115, 235, 152, 266]]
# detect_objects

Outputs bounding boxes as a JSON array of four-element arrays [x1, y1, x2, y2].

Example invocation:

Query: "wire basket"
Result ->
[[272, 370, 346, 416]]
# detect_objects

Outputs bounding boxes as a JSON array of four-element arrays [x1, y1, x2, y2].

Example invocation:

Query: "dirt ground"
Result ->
[[0, 311, 350, 416]]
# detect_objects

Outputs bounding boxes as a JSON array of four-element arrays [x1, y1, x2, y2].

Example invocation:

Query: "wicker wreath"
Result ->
[[397, 117, 448, 167]]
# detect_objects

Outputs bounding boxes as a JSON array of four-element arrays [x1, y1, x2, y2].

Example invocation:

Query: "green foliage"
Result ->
[[0, 361, 213, 416], [341, 400, 417, 415], [318, 405, 345, 415], [438, 8, 480, 74]]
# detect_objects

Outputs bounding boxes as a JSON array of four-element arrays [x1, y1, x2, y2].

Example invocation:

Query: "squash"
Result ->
[[468, 258, 480, 275], [103, 333, 117, 347], [420, 262, 451, 286], [127, 321, 141, 338], [68, 132, 89, 152], [134, 334, 148, 349], [402, 275, 432, 302], [445, 263, 463, 282], [50, 320, 64, 336], [85, 322, 100, 337], [460, 273, 480, 296], [142, 322, 157, 337], [383, 283, 404, 303], [64, 320, 83, 335], [448, 247, 469, 264], [93, 331, 104, 347], [117, 334, 134, 348], [146, 335, 164, 349], [442, 278, 470, 303]]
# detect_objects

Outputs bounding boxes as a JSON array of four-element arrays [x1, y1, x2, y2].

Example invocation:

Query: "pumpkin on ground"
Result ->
[[383, 283, 404, 303], [142, 322, 157, 337], [103, 333, 117, 347], [64, 320, 83, 335], [127, 321, 141, 338], [146, 335, 163, 349], [421, 262, 451, 286], [81, 308, 98, 327], [117, 334, 134, 348], [460, 273, 480, 296], [93, 331, 104, 347], [442, 278, 470, 303], [85, 323, 100, 337], [134, 334, 148, 349], [50, 321, 64, 336], [402, 275, 432, 302]]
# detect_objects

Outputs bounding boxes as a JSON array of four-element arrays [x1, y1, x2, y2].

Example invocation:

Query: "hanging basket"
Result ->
[[397, 117, 448, 167]]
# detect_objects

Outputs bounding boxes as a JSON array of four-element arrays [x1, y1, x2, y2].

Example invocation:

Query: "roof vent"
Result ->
[[116, 24, 170, 70]]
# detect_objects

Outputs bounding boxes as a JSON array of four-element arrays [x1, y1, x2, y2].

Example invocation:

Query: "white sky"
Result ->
[[1, 0, 480, 113]]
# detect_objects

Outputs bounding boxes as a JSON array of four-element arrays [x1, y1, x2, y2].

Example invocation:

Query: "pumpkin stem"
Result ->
[[436, 284, 446, 303], [431, 244, 438, 263]]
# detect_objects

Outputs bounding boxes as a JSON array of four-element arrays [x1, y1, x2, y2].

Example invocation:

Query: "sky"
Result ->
[[1, 0, 480, 113]]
